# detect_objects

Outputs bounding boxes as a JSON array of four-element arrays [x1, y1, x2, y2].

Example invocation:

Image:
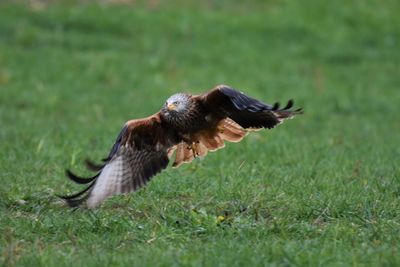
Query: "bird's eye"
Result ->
[[173, 101, 179, 105]]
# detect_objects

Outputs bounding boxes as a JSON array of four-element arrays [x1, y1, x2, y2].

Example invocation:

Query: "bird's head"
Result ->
[[162, 93, 192, 118]]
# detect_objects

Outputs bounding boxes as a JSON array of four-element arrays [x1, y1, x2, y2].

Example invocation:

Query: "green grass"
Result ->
[[1, 0, 400, 266]]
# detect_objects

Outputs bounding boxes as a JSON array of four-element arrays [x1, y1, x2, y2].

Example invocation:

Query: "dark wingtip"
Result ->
[[57, 182, 95, 207], [283, 99, 294, 110], [63, 197, 87, 208], [65, 169, 99, 184], [272, 102, 280, 111], [294, 108, 303, 114], [85, 159, 105, 171]]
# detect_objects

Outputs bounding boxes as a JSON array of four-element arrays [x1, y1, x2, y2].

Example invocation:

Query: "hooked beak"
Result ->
[[167, 103, 176, 111]]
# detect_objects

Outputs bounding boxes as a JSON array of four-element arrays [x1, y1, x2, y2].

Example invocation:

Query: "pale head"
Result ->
[[162, 93, 192, 115]]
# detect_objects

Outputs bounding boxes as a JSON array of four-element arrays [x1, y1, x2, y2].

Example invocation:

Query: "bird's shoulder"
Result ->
[[125, 113, 163, 129]]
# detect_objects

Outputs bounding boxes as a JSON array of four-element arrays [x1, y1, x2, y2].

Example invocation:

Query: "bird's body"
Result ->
[[60, 85, 302, 208]]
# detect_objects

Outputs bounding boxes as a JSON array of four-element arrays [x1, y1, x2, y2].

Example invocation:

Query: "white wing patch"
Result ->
[[87, 156, 124, 208]]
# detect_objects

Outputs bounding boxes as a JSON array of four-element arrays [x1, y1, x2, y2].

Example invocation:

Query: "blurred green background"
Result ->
[[0, 0, 399, 266]]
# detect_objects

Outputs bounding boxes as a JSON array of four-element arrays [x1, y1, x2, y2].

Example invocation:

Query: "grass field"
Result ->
[[1, 0, 399, 266]]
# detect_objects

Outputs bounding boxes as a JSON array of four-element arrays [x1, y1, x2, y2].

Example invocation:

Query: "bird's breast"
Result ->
[[162, 100, 222, 135]]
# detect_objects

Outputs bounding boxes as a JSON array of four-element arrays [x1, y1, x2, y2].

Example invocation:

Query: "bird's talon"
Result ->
[[191, 142, 198, 157]]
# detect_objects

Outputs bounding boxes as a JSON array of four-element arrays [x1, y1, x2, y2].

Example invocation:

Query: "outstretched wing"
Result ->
[[200, 84, 302, 129], [59, 113, 178, 208], [170, 85, 302, 168]]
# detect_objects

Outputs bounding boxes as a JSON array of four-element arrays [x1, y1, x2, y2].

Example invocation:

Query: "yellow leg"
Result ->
[[191, 142, 198, 157]]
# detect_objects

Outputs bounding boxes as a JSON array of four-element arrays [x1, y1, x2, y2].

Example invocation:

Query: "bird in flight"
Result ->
[[59, 85, 302, 208]]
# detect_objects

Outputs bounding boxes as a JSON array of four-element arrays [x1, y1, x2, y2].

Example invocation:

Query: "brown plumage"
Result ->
[[59, 84, 302, 208]]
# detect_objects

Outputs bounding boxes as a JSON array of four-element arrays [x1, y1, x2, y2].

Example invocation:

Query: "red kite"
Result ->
[[60, 85, 302, 208]]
